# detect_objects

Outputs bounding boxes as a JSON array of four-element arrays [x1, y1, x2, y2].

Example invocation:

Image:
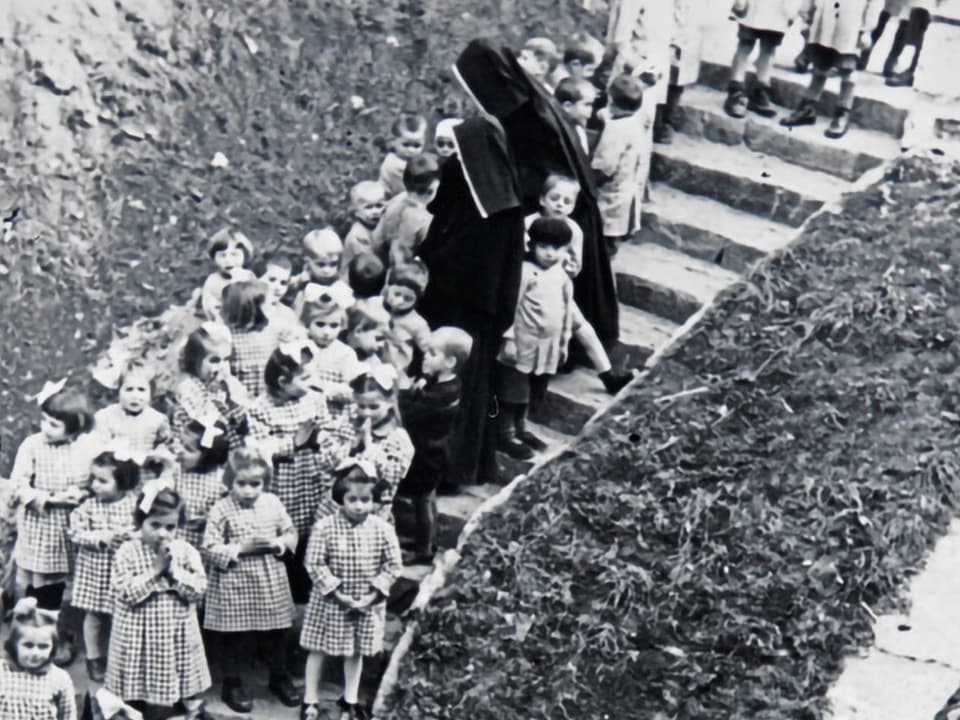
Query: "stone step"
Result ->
[[676, 85, 902, 182], [651, 133, 850, 227], [612, 303, 681, 369], [613, 242, 742, 324], [640, 183, 795, 273], [531, 366, 612, 435]]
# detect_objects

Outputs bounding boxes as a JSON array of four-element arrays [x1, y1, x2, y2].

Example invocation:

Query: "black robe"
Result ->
[[454, 39, 620, 348], [418, 117, 526, 488]]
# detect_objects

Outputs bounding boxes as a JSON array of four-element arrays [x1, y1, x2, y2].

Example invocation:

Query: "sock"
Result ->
[[729, 38, 754, 84], [907, 8, 931, 72], [343, 655, 363, 705], [303, 652, 325, 704], [839, 72, 856, 110], [871, 9, 891, 44], [885, 20, 909, 71], [804, 72, 827, 103]]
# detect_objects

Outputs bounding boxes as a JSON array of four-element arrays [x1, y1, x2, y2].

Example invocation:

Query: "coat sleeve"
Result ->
[[369, 521, 402, 597], [591, 123, 624, 183], [9, 437, 44, 508], [271, 495, 298, 554], [303, 520, 341, 594], [112, 543, 170, 606], [53, 669, 78, 720], [201, 503, 241, 571], [68, 502, 107, 549]]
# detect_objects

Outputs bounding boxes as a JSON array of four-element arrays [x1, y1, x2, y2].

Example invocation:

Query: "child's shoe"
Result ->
[[723, 82, 748, 118], [793, 47, 811, 73], [600, 369, 634, 394], [300, 702, 322, 720], [268, 672, 303, 707], [885, 70, 914, 87], [222, 678, 253, 713], [824, 107, 851, 139], [653, 121, 675, 144], [516, 430, 549, 452], [497, 433, 534, 460], [780, 100, 817, 128], [747, 85, 777, 118], [86, 656, 107, 683]]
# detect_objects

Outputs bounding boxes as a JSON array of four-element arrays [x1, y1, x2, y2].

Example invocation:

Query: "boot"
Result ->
[[793, 45, 811, 73], [747, 84, 777, 118], [222, 678, 253, 713], [883, 20, 909, 77], [599, 369, 634, 394], [885, 70, 914, 87], [825, 107, 851, 139], [268, 672, 303, 707], [723, 81, 747, 118], [780, 99, 817, 128], [497, 402, 533, 460]]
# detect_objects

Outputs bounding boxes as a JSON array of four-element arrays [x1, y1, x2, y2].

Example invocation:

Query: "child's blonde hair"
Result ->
[[5, 598, 59, 667], [303, 228, 343, 258]]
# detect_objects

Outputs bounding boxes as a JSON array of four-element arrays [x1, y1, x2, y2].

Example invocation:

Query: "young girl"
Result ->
[[68, 446, 140, 682], [173, 417, 230, 550], [200, 227, 256, 321], [525, 174, 585, 277], [93, 357, 171, 457], [300, 461, 402, 720], [0, 598, 77, 720], [202, 448, 300, 711], [222, 279, 280, 399], [105, 485, 211, 719], [301, 288, 360, 414], [345, 302, 393, 373]]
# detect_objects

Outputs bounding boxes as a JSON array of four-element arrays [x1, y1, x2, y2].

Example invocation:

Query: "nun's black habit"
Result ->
[[454, 38, 620, 349], [418, 117, 526, 488]]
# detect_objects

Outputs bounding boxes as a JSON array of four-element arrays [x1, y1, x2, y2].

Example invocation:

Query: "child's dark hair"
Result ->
[[262, 251, 293, 273], [402, 153, 440, 195], [554, 77, 588, 105], [40, 389, 94, 436], [391, 113, 428, 138], [331, 463, 388, 505], [133, 486, 186, 528], [207, 227, 254, 264], [223, 446, 272, 489], [563, 42, 597, 67], [348, 252, 386, 299], [349, 370, 398, 398], [608, 74, 644, 113], [181, 418, 230, 473], [221, 280, 269, 332], [385, 259, 429, 301], [180, 323, 232, 378], [92, 451, 142, 493], [264, 346, 314, 398], [4, 599, 59, 666], [528, 217, 573, 249]]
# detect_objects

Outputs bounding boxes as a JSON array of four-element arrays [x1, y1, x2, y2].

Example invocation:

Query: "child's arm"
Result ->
[[302, 520, 340, 593], [591, 126, 622, 186], [68, 502, 110, 550], [167, 543, 208, 601], [201, 504, 243, 570], [154, 414, 174, 452], [271, 497, 298, 556], [53, 669, 78, 720], [313, 412, 358, 469], [361, 431, 414, 503], [9, 437, 42, 509], [361, 522, 403, 607], [112, 543, 171, 607]]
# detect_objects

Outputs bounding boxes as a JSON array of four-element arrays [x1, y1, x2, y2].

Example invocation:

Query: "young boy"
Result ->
[[259, 252, 299, 330], [368, 260, 432, 380], [379, 114, 428, 197], [591, 74, 649, 257], [525, 173, 585, 277], [342, 181, 387, 278], [347, 251, 387, 300], [292, 227, 352, 315], [398, 326, 473, 558], [549, 33, 603, 87], [555, 77, 599, 155], [372, 153, 440, 269], [516, 36, 561, 90]]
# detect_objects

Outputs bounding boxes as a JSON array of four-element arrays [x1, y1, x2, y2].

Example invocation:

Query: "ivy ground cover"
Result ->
[[384, 156, 960, 719]]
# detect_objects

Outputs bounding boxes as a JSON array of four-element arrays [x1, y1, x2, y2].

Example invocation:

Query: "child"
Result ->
[[371, 260, 432, 380], [433, 118, 462, 159], [549, 33, 603, 87], [653, 0, 704, 144], [68, 446, 140, 682], [301, 288, 361, 411], [342, 181, 388, 273], [591, 74, 649, 257], [93, 357, 171, 457], [555, 77, 599, 155], [345, 301, 393, 372], [497, 219, 633, 460], [200, 227, 256, 321], [260, 252, 300, 330], [105, 486, 210, 719], [293, 228, 353, 315], [347, 252, 387, 301], [202, 448, 300, 711], [372, 153, 440, 269], [378, 114, 428, 197], [781, 0, 882, 138], [516, 36, 561, 90], [398, 327, 472, 562], [723, 0, 802, 119], [222, 279, 279, 399], [300, 461, 401, 720], [881, 0, 933, 87], [525, 173, 585, 277], [0, 598, 77, 720], [173, 417, 230, 550]]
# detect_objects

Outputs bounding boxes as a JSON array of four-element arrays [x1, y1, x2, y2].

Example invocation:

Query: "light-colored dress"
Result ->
[[739, 0, 804, 33], [592, 112, 652, 238], [230, 325, 280, 399], [174, 465, 226, 550], [803, 0, 884, 54], [202, 493, 297, 632], [378, 152, 407, 197], [93, 404, 171, 457], [105, 537, 210, 705], [0, 660, 77, 720], [68, 494, 138, 614]]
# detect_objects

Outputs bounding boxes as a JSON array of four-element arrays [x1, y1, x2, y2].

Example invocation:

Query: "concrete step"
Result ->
[[611, 303, 681, 369], [651, 133, 850, 227], [640, 183, 794, 273], [676, 85, 902, 182], [531, 366, 612, 435], [613, 242, 742, 324]]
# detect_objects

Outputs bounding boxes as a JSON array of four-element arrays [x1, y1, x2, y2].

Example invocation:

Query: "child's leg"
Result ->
[[825, 66, 857, 138], [859, 9, 892, 69], [283, 535, 312, 605], [260, 629, 302, 705], [888, 7, 932, 84], [343, 654, 363, 705], [746, 37, 781, 117], [218, 632, 255, 712], [412, 491, 437, 557], [82, 611, 108, 659], [883, 19, 910, 75], [729, 36, 756, 83], [303, 651, 326, 705], [572, 307, 634, 394], [496, 364, 534, 459], [725, 37, 755, 118], [781, 59, 827, 127]]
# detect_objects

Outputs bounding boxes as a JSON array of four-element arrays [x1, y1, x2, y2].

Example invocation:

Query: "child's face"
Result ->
[[179, 432, 205, 471], [231, 469, 264, 507], [383, 284, 418, 314], [434, 132, 457, 158], [349, 322, 385, 355], [261, 264, 292, 302], [533, 242, 567, 270], [308, 314, 343, 348], [353, 191, 386, 227], [213, 242, 246, 275], [568, 59, 596, 80], [517, 49, 548, 79], [276, 368, 308, 401], [422, 343, 454, 377], [15, 626, 54, 672], [90, 464, 121, 501], [39, 412, 68, 443], [306, 252, 341, 284], [119, 372, 151, 415], [199, 343, 230, 382], [393, 129, 426, 160], [541, 183, 579, 218], [341, 480, 375, 522], [562, 92, 596, 127], [354, 389, 393, 425], [140, 509, 180, 550]]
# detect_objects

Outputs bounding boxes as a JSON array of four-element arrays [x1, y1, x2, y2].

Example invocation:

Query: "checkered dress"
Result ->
[[246, 391, 354, 536], [305, 340, 361, 421], [201, 493, 296, 632], [299, 511, 401, 656], [68, 494, 137, 614], [11, 433, 92, 575], [171, 376, 246, 450], [230, 326, 279, 399], [105, 537, 211, 706], [93, 405, 172, 457], [0, 659, 77, 720], [174, 465, 227, 550]]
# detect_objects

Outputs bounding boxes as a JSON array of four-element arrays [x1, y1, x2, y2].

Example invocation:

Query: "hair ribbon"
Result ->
[[34, 377, 67, 407], [139, 478, 174, 514], [367, 364, 398, 392], [105, 439, 147, 466], [335, 457, 378, 479], [12, 597, 58, 625]]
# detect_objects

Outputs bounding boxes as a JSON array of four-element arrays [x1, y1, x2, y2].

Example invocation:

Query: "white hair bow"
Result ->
[[34, 378, 67, 407], [139, 478, 174, 515], [278, 336, 313, 364], [364, 363, 398, 392], [200, 321, 233, 349], [335, 457, 379, 480], [105, 439, 147, 466], [303, 281, 355, 310], [190, 409, 225, 449]]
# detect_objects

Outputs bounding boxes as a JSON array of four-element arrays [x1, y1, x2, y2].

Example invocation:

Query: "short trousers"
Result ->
[[738, 25, 785, 47], [807, 44, 858, 73], [496, 363, 551, 408]]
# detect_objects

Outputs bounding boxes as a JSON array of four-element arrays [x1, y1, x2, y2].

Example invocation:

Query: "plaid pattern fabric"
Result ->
[[0, 659, 77, 720], [171, 376, 246, 451], [246, 391, 353, 536], [305, 340, 361, 388], [230, 327, 279, 399], [105, 537, 210, 705], [68, 494, 137, 614], [300, 511, 401, 656], [93, 404, 172, 456], [174, 466, 227, 550], [201, 493, 297, 632], [11, 434, 91, 575]]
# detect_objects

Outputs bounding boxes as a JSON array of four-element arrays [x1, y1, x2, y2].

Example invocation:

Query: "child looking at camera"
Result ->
[[200, 227, 256, 321], [342, 181, 388, 273]]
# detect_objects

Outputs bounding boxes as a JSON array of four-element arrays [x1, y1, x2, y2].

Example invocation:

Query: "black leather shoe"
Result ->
[[268, 673, 303, 707], [825, 108, 851, 139], [780, 100, 817, 128], [497, 435, 534, 460], [517, 430, 548, 451], [222, 679, 253, 713]]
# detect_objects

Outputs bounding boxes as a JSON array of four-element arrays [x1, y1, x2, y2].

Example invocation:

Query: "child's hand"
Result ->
[[270, 538, 288, 557], [333, 590, 355, 608], [355, 591, 381, 610], [153, 543, 173, 575], [411, 377, 427, 392], [500, 338, 518, 363], [294, 420, 318, 450], [857, 30, 872, 51]]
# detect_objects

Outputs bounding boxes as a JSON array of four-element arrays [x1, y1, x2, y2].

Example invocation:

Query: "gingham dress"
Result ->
[[230, 326, 279, 399], [174, 465, 227, 550], [171, 376, 245, 450], [93, 404, 172, 457], [201, 493, 297, 632], [105, 537, 210, 705], [68, 494, 138, 614], [300, 511, 401, 656], [11, 433, 92, 575], [305, 340, 361, 391], [0, 660, 77, 720], [246, 391, 354, 536]]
